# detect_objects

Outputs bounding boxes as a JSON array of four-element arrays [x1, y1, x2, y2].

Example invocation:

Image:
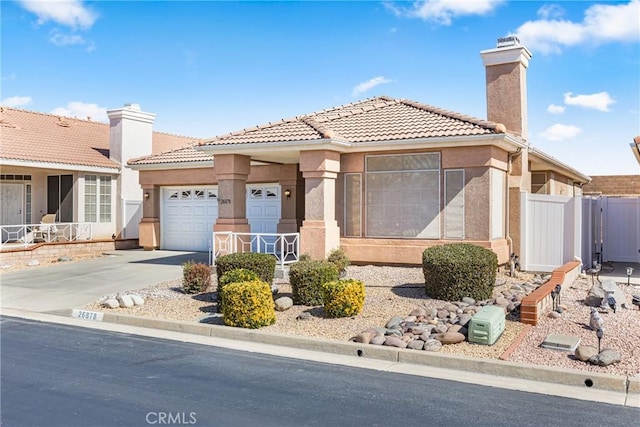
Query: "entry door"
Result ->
[[246, 185, 281, 233], [603, 197, 640, 263], [0, 183, 23, 225]]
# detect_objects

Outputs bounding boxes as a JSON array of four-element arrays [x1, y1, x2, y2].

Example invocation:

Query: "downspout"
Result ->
[[505, 147, 522, 259]]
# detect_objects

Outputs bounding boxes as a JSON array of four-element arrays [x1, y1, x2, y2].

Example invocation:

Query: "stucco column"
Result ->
[[508, 150, 530, 258], [139, 185, 160, 250], [213, 154, 251, 233], [299, 150, 341, 259], [277, 164, 303, 233]]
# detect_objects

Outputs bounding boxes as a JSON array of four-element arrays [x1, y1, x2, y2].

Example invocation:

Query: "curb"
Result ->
[[50, 308, 638, 400]]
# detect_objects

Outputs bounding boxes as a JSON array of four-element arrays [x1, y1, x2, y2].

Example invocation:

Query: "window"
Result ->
[[531, 172, 547, 194], [85, 175, 112, 222], [444, 170, 464, 239], [365, 153, 440, 238], [344, 174, 362, 237], [48, 175, 73, 222], [25, 184, 32, 224]]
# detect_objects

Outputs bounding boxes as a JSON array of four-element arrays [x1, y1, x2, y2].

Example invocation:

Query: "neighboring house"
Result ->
[[128, 38, 590, 266], [0, 104, 200, 244]]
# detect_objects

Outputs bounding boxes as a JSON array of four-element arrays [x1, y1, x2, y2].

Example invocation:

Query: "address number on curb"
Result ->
[[72, 309, 104, 322]]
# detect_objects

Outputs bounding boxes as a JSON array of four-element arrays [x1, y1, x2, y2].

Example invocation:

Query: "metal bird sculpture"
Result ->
[[589, 307, 604, 331]]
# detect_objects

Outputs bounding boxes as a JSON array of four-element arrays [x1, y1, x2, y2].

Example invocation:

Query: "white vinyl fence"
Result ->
[[520, 192, 582, 272], [123, 200, 142, 239]]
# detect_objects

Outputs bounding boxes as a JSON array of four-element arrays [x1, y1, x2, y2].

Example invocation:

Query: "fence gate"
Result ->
[[520, 192, 582, 272], [583, 196, 640, 264]]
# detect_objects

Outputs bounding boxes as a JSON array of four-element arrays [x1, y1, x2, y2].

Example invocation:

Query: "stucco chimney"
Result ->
[[480, 36, 532, 140]]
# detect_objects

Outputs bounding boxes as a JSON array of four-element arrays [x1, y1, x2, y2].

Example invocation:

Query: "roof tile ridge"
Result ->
[[312, 96, 399, 123], [399, 99, 506, 133], [200, 116, 299, 145], [300, 116, 344, 140], [0, 107, 110, 126], [309, 96, 396, 117]]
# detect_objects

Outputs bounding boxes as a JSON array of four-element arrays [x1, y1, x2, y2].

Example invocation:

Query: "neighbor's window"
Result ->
[[365, 153, 440, 238], [85, 175, 112, 222], [531, 172, 547, 194]]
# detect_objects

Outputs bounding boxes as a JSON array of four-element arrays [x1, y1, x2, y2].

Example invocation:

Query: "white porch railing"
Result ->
[[210, 232, 300, 267], [0, 222, 93, 249]]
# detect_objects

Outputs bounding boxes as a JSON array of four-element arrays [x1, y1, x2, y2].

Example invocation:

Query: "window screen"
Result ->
[[344, 174, 362, 237], [444, 170, 464, 239]]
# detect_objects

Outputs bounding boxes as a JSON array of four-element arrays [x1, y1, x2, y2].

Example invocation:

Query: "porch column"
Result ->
[[213, 154, 251, 233], [139, 184, 160, 250], [277, 164, 303, 233], [509, 150, 530, 258], [299, 150, 341, 259]]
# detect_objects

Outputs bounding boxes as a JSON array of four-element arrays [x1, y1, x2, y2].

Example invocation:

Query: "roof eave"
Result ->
[[528, 147, 591, 184], [0, 158, 120, 174]]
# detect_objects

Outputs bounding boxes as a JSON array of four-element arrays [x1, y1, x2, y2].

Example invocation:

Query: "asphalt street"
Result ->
[[1, 316, 638, 427]]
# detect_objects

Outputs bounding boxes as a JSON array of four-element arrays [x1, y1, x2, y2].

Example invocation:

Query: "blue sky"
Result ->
[[2, 0, 639, 175]]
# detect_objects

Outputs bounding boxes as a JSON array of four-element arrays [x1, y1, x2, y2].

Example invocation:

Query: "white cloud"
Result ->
[[385, 0, 504, 25], [18, 0, 97, 29], [49, 29, 95, 51], [50, 101, 108, 122], [352, 76, 392, 97], [515, 0, 640, 54], [540, 124, 583, 141], [1, 96, 33, 108], [547, 104, 566, 114], [563, 92, 615, 112]]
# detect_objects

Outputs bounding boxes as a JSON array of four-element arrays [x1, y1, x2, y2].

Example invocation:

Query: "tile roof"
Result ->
[[129, 96, 505, 166], [0, 107, 201, 169], [127, 145, 212, 166]]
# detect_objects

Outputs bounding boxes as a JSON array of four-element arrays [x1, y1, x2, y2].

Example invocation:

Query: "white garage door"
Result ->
[[162, 187, 219, 251], [161, 184, 281, 252]]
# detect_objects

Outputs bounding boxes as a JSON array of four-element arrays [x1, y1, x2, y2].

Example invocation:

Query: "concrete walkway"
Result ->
[[0, 249, 209, 312]]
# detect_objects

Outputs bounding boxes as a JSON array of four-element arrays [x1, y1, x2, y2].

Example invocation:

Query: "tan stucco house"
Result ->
[[127, 38, 590, 265], [0, 104, 200, 244]]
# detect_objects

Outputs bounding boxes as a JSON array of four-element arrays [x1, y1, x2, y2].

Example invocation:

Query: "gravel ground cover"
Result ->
[[85, 264, 640, 376]]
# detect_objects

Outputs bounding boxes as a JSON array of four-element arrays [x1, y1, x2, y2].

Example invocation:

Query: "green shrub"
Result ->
[[327, 248, 350, 275], [289, 259, 339, 306], [422, 243, 497, 301], [298, 253, 312, 262], [222, 280, 276, 329], [323, 279, 365, 318], [215, 252, 276, 285], [217, 268, 260, 310], [181, 261, 212, 294]]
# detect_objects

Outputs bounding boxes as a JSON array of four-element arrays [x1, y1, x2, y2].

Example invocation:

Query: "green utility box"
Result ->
[[468, 305, 506, 345]]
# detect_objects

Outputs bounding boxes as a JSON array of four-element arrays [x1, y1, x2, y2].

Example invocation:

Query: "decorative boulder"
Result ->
[[423, 339, 443, 352], [435, 331, 466, 344], [116, 293, 134, 308], [102, 298, 119, 309], [575, 345, 598, 362], [588, 349, 622, 366], [383, 336, 408, 349], [130, 294, 144, 306], [274, 296, 293, 312]]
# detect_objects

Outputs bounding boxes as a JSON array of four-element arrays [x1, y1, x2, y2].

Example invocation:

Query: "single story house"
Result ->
[[127, 38, 590, 265], [0, 103, 200, 244]]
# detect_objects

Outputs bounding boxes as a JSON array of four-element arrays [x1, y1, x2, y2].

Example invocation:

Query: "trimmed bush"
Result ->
[[222, 280, 276, 329], [289, 259, 339, 306], [323, 279, 365, 318], [181, 261, 212, 294], [327, 248, 350, 275], [217, 268, 260, 310], [215, 252, 276, 285], [422, 243, 497, 301]]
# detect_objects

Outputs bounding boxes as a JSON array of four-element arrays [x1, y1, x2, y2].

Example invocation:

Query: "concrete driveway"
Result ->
[[0, 250, 209, 312]]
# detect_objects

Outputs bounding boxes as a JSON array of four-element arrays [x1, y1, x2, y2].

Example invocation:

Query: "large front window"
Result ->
[[85, 175, 112, 222], [365, 153, 440, 238]]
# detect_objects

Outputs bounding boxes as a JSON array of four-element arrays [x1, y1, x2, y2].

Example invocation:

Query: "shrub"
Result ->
[[222, 280, 276, 329], [323, 279, 365, 318], [289, 259, 339, 306], [327, 248, 350, 275], [422, 243, 497, 301], [181, 261, 212, 294], [298, 253, 312, 262], [215, 252, 276, 285], [217, 268, 260, 310]]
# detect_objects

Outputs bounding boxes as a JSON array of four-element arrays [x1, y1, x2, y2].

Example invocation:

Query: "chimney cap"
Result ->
[[124, 103, 141, 111], [497, 36, 520, 48]]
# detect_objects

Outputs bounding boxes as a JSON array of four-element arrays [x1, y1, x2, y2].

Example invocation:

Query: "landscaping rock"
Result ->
[[434, 324, 448, 334], [458, 313, 472, 326], [408, 340, 424, 350], [370, 335, 386, 345], [588, 349, 622, 366], [274, 296, 293, 311], [102, 298, 119, 309], [435, 331, 466, 344], [423, 339, 443, 352], [271, 284, 280, 296], [296, 312, 312, 321], [548, 311, 561, 319], [444, 303, 458, 312], [130, 294, 144, 306], [116, 293, 134, 308], [384, 336, 408, 349], [409, 308, 427, 317], [353, 332, 373, 344], [437, 309, 448, 319], [385, 328, 403, 337], [575, 345, 598, 362], [426, 308, 438, 318], [57, 256, 73, 262], [404, 315, 417, 323], [385, 316, 403, 329], [462, 297, 476, 305]]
